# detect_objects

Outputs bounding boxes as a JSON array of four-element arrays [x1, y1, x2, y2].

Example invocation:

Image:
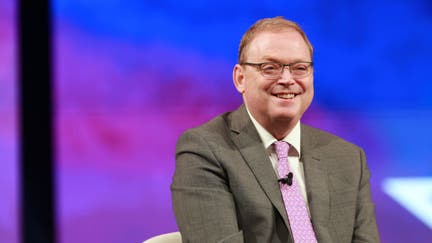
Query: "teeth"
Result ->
[[277, 93, 295, 99]]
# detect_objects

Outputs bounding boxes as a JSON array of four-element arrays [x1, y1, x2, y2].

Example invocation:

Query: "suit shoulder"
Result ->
[[301, 124, 362, 150], [178, 111, 232, 142]]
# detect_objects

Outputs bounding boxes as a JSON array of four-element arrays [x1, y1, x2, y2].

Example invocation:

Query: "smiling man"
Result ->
[[171, 17, 380, 243]]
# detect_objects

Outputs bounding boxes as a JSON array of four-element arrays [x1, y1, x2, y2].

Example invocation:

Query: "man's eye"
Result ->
[[293, 65, 308, 71], [261, 63, 280, 71]]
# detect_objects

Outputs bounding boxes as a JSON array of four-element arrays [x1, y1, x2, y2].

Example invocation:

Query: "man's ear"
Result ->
[[233, 64, 245, 94]]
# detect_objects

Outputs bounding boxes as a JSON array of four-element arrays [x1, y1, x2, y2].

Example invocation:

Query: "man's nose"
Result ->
[[278, 67, 295, 84]]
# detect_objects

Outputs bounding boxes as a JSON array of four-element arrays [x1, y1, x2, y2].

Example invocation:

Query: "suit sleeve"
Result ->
[[352, 149, 380, 243], [171, 129, 244, 243]]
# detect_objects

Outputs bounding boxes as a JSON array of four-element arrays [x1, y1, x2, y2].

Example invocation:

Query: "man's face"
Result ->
[[233, 29, 314, 131]]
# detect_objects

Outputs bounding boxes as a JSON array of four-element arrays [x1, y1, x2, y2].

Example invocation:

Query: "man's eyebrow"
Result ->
[[260, 56, 281, 62], [260, 56, 311, 63]]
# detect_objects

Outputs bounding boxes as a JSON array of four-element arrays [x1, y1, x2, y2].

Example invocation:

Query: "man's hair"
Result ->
[[238, 16, 313, 63]]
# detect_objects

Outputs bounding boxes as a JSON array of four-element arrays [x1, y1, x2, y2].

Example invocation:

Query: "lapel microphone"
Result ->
[[278, 172, 293, 186]]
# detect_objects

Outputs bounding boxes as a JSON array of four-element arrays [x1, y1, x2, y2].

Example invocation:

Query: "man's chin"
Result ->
[[271, 113, 299, 124], [271, 109, 299, 120]]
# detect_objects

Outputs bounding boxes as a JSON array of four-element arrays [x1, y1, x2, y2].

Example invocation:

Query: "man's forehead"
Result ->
[[251, 29, 303, 43], [247, 31, 308, 54], [245, 30, 311, 60]]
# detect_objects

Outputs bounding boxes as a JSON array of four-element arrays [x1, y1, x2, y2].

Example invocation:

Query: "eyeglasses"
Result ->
[[241, 61, 313, 79]]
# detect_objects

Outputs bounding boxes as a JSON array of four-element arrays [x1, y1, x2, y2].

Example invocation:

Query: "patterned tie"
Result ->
[[274, 141, 317, 243]]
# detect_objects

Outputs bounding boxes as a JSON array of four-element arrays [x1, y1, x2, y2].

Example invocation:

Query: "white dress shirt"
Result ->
[[246, 109, 310, 209]]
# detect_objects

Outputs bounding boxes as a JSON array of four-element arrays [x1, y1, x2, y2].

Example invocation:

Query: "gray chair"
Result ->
[[143, 232, 182, 243]]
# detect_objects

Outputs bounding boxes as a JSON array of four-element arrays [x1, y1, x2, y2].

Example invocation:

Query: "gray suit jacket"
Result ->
[[171, 105, 379, 243]]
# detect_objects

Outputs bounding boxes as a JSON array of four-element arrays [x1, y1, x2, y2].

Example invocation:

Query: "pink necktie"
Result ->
[[274, 141, 317, 243]]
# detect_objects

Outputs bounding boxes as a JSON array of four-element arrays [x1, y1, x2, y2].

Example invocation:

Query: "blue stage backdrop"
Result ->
[[0, 0, 420, 242], [0, 0, 18, 242]]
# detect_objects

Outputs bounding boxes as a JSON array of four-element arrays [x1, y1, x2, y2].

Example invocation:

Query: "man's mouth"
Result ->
[[274, 93, 299, 99]]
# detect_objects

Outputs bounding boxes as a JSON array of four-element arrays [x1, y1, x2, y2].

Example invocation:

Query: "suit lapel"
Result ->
[[301, 125, 330, 241], [228, 105, 291, 229], [227, 106, 331, 239]]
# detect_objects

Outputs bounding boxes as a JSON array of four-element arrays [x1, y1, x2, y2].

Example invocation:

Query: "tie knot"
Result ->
[[274, 141, 289, 159]]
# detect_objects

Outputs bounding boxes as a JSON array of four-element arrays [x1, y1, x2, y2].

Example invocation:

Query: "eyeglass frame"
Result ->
[[240, 61, 314, 79]]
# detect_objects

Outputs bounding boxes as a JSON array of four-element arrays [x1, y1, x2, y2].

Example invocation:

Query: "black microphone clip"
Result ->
[[278, 172, 293, 186]]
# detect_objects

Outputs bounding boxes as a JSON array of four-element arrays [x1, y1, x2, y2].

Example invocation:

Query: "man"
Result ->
[[171, 16, 380, 243]]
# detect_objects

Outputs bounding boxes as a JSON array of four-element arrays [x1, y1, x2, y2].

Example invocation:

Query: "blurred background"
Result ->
[[1, 0, 432, 242]]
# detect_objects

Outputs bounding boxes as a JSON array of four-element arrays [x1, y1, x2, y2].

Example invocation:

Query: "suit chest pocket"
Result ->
[[329, 174, 357, 207]]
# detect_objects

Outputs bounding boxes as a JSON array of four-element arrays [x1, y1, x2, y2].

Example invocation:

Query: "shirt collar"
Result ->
[[246, 107, 301, 156]]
